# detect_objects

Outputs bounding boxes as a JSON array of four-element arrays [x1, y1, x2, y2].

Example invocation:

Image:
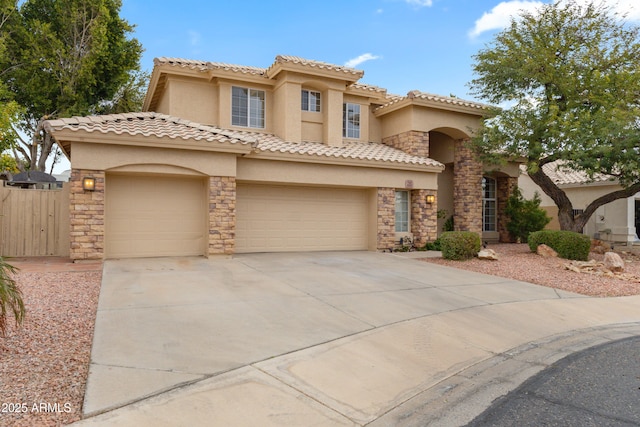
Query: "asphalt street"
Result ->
[[466, 336, 640, 426]]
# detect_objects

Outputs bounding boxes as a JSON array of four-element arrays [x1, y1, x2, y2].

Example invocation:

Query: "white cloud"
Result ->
[[469, 1, 544, 39], [344, 53, 381, 68], [469, 0, 640, 39], [405, 0, 432, 6]]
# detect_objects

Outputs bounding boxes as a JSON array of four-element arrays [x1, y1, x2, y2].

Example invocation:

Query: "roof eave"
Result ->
[[245, 150, 444, 172], [45, 130, 254, 156]]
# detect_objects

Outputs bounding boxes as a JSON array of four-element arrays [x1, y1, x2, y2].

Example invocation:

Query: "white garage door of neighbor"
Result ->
[[236, 184, 369, 253], [105, 174, 207, 258]]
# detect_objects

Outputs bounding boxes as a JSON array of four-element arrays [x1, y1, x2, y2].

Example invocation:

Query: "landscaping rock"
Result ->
[[591, 239, 612, 254], [537, 244, 558, 258], [604, 252, 625, 272], [478, 249, 499, 261]]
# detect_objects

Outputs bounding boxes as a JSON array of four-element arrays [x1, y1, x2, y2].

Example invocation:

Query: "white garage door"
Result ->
[[236, 184, 369, 253], [105, 174, 207, 258]]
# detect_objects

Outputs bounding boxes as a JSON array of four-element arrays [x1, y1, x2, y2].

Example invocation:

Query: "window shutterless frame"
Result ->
[[395, 190, 410, 233], [342, 103, 360, 139], [232, 86, 265, 128], [301, 90, 321, 112]]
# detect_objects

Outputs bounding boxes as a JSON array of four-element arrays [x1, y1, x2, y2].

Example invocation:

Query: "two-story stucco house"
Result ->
[[44, 55, 519, 260]]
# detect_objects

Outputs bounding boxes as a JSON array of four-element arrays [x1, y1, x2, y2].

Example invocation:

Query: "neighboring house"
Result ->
[[44, 55, 519, 260], [519, 161, 640, 244]]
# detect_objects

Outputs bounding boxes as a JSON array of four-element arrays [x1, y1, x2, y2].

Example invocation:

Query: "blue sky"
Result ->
[[121, 0, 639, 102]]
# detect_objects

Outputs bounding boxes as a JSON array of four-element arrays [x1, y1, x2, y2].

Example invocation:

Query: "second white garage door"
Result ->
[[105, 174, 207, 258], [236, 184, 369, 252]]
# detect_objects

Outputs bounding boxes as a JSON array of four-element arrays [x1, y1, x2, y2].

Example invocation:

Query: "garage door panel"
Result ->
[[236, 184, 368, 253], [106, 174, 206, 258]]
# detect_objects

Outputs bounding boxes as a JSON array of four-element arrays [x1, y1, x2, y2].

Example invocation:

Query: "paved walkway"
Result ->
[[73, 252, 640, 426]]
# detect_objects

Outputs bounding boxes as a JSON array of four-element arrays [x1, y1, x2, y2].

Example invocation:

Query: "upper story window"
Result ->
[[301, 90, 321, 112], [482, 177, 497, 232], [232, 86, 265, 128], [343, 103, 360, 139]]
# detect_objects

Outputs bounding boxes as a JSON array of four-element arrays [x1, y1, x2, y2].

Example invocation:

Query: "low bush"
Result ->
[[421, 238, 442, 251], [440, 231, 481, 260], [528, 230, 591, 260]]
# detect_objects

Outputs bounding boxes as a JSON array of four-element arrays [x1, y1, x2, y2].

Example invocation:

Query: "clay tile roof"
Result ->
[[254, 137, 444, 168], [349, 83, 387, 94], [540, 161, 614, 185], [44, 112, 257, 145], [377, 90, 491, 112], [272, 55, 364, 78], [155, 57, 267, 76], [44, 113, 442, 168]]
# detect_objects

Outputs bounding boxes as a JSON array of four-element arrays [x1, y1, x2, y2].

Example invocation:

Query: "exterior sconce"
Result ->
[[82, 176, 96, 191], [425, 194, 435, 204]]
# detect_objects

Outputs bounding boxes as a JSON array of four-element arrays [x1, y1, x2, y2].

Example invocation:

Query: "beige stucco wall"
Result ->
[[236, 157, 438, 189], [162, 77, 218, 126], [71, 142, 237, 176], [381, 107, 480, 141]]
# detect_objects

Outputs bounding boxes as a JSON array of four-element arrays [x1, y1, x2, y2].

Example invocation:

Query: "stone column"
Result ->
[[410, 189, 438, 246], [69, 169, 105, 261], [382, 130, 429, 158], [209, 176, 236, 255], [453, 139, 482, 234], [497, 176, 518, 242], [377, 187, 395, 251]]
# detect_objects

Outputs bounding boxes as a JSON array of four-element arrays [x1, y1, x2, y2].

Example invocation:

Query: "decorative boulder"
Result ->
[[537, 244, 558, 258], [478, 249, 499, 261], [604, 252, 625, 272]]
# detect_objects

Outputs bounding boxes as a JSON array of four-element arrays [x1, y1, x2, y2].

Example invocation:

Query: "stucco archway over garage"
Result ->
[[105, 173, 208, 258]]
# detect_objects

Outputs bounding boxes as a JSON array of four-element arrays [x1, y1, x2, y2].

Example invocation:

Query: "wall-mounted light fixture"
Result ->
[[425, 194, 435, 204], [82, 176, 96, 191]]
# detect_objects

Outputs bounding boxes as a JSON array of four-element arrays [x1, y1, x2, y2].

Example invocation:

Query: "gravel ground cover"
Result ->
[[0, 264, 101, 427], [423, 243, 640, 297], [2, 246, 639, 426]]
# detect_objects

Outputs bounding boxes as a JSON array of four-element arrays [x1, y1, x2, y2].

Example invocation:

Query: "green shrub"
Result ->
[[505, 187, 551, 243], [421, 238, 442, 251], [528, 230, 591, 260], [443, 215, 454, 232], [440, 231, 481, 260]]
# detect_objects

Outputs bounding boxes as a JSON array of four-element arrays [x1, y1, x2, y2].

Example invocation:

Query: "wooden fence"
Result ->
[[0, 183, 70, 257]]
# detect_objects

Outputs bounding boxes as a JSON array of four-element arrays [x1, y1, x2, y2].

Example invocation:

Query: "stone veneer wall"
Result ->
[[209, 176, 236, 255], [411, 189, 438, 246], [377, 187, 396, 251], [382, 131, 429, 158], [497, 176, 518, 242], [453, 139, 483, 234], [69, 169, 105, 260]]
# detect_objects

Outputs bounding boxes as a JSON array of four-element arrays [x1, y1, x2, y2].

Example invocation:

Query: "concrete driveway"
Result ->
[[79, 251, 640, 426]]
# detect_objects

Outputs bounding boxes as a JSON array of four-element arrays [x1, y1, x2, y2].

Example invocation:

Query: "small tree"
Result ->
[[505, 187, 551, 243], [0, 257, 24, 336]]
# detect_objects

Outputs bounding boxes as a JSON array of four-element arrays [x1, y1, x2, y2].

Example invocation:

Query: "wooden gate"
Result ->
[[0, 184, 70, 257]]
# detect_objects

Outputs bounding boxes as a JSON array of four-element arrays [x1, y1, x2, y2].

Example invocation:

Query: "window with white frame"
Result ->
[[343, 103, 360, 138], [301, 90, 321, 112], [232, 86, 265, 128], [482, 177, 497, 232], [395, 190, 410, 233]]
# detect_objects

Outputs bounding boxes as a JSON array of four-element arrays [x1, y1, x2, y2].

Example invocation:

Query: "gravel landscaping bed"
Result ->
[[423, 243, 640, 297], [0, 268, 101, 427]]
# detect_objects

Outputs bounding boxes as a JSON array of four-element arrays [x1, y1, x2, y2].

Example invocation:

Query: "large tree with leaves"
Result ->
[[1, 0, 142, 171], [469, 0, 640, 232]]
